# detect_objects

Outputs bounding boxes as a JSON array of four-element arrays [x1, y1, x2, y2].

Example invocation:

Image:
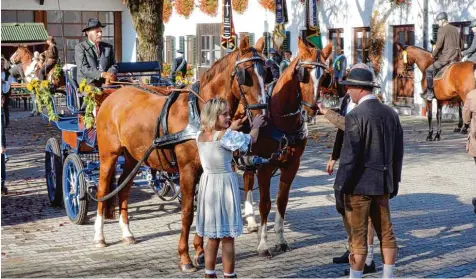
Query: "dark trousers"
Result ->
[[2, 94, 9, 126], [425, 60, 448, 89], [39, 63, 55, 81], [1, 154, 5, 188]]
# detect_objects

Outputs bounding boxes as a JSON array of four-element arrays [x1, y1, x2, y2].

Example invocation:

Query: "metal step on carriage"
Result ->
[[42, 61, 186, 225]]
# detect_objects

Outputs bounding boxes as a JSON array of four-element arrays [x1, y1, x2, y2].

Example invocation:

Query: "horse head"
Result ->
[[395, 42, 413, 78], [10, 45, 31, 65], [201, 35, 270, 122], [295, 38, 333, 119]]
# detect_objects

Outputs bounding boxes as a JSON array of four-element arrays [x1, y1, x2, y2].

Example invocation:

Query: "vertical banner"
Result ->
[[272, 0, 288, 50], [221, 0, 237, 51], [306, 0, 323, 49]]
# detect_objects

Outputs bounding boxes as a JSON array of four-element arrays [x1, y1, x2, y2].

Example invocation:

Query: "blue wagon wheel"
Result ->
[[45, 138, 63, 206], [62, 154, 88, 225]]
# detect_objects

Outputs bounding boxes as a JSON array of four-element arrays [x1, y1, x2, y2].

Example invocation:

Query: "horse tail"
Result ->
[[104, 167, 118, 220]]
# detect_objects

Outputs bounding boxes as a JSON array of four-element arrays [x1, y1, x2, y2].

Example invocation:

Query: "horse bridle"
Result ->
[[231, 50, 268, 122], [296, 58, 328, 111]]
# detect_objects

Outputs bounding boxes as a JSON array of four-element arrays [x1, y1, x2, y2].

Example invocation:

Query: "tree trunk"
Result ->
[[125, 0, 164, 63]]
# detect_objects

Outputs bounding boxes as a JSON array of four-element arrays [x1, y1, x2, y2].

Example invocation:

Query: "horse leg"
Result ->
[[94, 150, 120, 248], [426, 100, 434, 141], [434, 100, 443, 141], [256, 164, 275, 257], [118, 151, 138, 245], [455, 102, 463, 133], [178, 162, 200, 272], [243, 170, 258, 233]]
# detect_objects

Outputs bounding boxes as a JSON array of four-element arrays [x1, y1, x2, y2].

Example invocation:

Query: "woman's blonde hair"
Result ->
[[200, 97, 228, 131]]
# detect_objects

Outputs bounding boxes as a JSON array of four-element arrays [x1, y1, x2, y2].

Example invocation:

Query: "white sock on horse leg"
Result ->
[[94, 214, 104, 241]]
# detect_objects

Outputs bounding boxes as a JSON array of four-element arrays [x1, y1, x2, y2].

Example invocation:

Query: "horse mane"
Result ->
[[274, 56, 300, 93], [405, 45, 431, 54]]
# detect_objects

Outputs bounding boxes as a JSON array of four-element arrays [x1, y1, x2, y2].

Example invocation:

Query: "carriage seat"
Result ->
[[63, 64, 83, 113]]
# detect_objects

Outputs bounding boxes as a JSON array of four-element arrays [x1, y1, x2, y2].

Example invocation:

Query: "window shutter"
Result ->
[[172, 36, 176, 60], [282, 31, 291, 51], [249, 33, 255, 46], [432, 24, 439, 44], [192, 35, 197, 66], [179, 36, 185, 53]]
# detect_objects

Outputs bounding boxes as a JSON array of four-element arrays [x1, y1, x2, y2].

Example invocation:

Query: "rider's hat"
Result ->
[[176, 49, 184, 54], [435, 12, 448, 21], [82, 18, 106, 32], [339, 67, 380, 88]]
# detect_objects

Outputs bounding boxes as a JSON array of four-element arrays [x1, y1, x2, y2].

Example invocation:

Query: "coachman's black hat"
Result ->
[[82, 18, 106, 32], [339, 67, 380, 88]]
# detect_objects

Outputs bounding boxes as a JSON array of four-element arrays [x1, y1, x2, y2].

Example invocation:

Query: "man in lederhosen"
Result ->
[[169, 50, 187, 84]]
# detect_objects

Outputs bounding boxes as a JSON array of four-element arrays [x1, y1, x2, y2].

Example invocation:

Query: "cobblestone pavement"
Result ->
[[1, 107, 476, 278]]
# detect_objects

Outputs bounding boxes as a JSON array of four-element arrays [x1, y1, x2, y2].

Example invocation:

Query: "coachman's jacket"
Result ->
[[432, 23, 462, 63], [74, 40, 118, 85], [334, 98, 404, 196]]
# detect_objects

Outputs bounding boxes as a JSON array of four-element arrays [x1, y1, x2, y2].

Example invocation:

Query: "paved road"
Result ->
[[2, 108, 475, 278]]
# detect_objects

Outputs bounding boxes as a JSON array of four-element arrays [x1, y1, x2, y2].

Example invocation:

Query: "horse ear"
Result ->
[[239, 35, 250, 54], [298, 37, 311, 58], [396, 42, 404, 52], [321, 43, 333, 61], [254, 37, 265, 54]]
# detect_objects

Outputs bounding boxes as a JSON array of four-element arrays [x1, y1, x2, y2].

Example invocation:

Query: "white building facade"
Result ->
[[164, 0, 475, 114]]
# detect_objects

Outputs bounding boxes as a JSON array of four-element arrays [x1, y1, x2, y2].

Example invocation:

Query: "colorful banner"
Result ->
[[306, 0, 323, 49], [221, 0, 237, 50], [272, 0, 288, 50]]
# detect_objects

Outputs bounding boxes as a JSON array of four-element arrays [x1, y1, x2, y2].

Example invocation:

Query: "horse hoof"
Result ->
[[247, 225, 259, 233], [121, 236, 137, 245], [193, 253, 205, 268], [257, 249, 273, 258], [93, 239, 107, 248], [275, 243, 291, 252], [454, 128, 461, 133], [178, 263, 198, 273]]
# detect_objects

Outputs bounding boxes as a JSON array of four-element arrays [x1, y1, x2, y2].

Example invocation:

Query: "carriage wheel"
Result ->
[[62, 154, 88, 225], [45, 138, 63, 206]]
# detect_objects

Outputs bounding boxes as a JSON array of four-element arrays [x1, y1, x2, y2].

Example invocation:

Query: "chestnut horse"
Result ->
[[93, 36, 269, 272], [10, 45, 64, 87], [241, 39, 332, 256], [395, 43, 476, 140]]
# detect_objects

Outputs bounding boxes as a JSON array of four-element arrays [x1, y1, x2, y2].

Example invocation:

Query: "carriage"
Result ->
[[42, 61, 184, 225]]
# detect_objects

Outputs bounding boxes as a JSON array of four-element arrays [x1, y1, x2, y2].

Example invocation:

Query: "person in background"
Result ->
[[195, 97, 265, 278], [170, 49, 187, 84], [279, 50, 292, 75], [265, 48, 281, 80], [333, 47, 347, 97], [1, 95, 7, 195], [39, 36, 59, 81], [1, 57, 15, 127], [462, 88, 476, 213], [462, 20, 476, 62]]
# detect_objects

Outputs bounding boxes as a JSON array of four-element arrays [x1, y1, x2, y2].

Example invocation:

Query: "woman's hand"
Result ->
[[316, 102, 328, 115], [251, 115, 266, 128], [326, 159, 336, 175], [230, 115, 248, 131]]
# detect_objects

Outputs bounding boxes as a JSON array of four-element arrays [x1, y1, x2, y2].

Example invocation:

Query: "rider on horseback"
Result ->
[[38, 36, 58, 81], [462, 20, 476, 62], [423, 12, 462, 100]]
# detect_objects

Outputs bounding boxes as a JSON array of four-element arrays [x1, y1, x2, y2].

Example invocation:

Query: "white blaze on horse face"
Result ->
[[274, 210, 286, 246], [94, 213, 105, 242], [244, 191, 257, 229], [254, 64, 267, 115], [119, 214, 134, 239], [310, 68, 321, 103]]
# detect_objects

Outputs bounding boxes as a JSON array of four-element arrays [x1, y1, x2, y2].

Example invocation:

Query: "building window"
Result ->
[[353, 27, 371, 65], [165, 36, 176, 64], [1, 10, 34, 23], [200, 35, 221, 66], [186, 35, 197, 66], [329, 28, 344, 59], [46, 11, 115, 64]]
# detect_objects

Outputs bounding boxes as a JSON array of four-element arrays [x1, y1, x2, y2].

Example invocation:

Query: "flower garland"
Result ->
[[174, 0, 195, 18], [78, 79, 103, 129], [161, 63, 171, 78], [164, 0, 173, 23], [258, 0, 275, 12], [369, 11, 386, 75], [232, 0, 248, 14], [27, 79, 58, 121], [390, 0, 411, 6], [199, 0, 218, 16]]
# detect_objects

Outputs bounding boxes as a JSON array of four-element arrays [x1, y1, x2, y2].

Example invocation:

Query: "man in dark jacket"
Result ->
[[334, 67, 404, 278], [169, 50, 187, 84], [462, 20, 476, 62], [265, 48, 280, 80], [39, 36, 58, 81], [75, 18, 118, 87], [1, 95, 7, 195], [423, 12, 462, 100]]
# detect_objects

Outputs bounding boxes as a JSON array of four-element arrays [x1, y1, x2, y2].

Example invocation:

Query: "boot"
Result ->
[[332, 250, 350, 264], [421, 76, 435, 100]]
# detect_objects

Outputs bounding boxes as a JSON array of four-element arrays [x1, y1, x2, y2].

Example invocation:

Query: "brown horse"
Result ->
[[93, 35, 269, 272], [10, 45, 64, 87], [240, 38, 332, 257], [395, 43, 476, 140]]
